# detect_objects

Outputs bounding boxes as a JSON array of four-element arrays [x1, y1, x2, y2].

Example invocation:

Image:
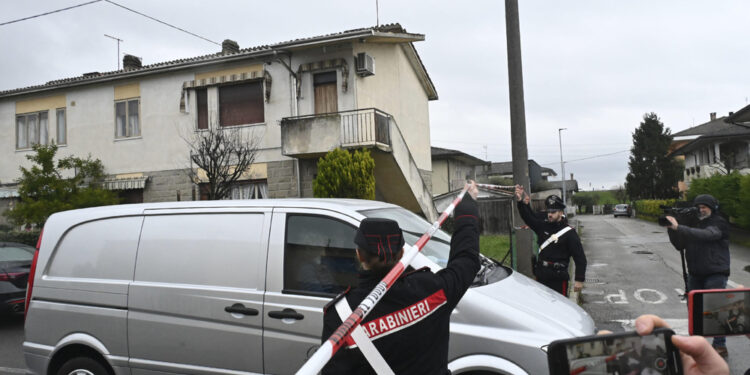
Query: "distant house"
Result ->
[[480, 160, 556, 187], [430, 146, 489, 196], [0, 24, 440, 221], [670, 108, 750, 190]]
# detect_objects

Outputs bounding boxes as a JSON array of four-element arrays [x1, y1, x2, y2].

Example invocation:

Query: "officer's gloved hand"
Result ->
[[455, 181, 479, 219]]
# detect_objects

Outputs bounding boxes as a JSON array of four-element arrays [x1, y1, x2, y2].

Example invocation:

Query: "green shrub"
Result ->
[[313, 148, 375, 199], [687, 173, 741, 221], [634, 199, 677, 221], [0, 230, 41, 247]]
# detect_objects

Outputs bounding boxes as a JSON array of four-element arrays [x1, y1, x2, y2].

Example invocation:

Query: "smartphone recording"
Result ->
[[689, 288, 750, 336], [547, 328, 682, 375]]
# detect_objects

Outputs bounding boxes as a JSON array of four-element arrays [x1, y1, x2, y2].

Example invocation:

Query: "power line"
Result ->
[[539, 149, 630, 166], [104, 0, 220, 46], [1, 0, 220, 46], [0, 0, 102, 26]]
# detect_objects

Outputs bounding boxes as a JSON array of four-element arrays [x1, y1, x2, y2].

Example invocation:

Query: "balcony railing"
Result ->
[[280, 108, 392, 157], [340, 108, 391, 146]]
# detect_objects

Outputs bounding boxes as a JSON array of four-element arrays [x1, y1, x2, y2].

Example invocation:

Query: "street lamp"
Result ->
[[558, 128, 567, 211]]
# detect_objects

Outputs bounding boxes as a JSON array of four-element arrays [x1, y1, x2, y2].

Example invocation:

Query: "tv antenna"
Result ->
[[375, 0, 379, 26], [104, 34, 124, 70]]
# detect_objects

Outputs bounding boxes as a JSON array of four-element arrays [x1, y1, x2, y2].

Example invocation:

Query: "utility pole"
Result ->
[[104, 34, 123, 70], [505, 0, 533, 277], [558, 128, 567, 209]]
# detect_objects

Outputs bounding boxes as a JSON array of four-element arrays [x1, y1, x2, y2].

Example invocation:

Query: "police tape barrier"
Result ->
[[476, 183, 516, 192], [295, 185, 471, 375]]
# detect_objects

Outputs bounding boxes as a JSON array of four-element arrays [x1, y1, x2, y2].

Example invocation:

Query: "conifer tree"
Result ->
[[625, 113, 683, 199], [313, 148, 375, 199]]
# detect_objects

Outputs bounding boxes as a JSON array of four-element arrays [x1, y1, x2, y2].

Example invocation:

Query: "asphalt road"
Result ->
[[577, 214, 750, 374], [0, 312, 25, 374]]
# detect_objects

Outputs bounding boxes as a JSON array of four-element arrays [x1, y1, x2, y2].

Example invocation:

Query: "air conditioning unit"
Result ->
[[355, 52, 375, 77]]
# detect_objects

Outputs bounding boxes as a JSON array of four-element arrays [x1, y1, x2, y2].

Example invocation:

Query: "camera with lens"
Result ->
[[658, 204, 699, 227]]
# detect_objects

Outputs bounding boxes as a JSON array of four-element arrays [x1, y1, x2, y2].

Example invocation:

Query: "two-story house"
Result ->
[[670, 107, 750, 190], [0, 24, 439, 222]]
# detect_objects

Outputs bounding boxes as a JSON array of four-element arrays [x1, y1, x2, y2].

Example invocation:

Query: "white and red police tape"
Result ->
[[295, 185, 474, 375]]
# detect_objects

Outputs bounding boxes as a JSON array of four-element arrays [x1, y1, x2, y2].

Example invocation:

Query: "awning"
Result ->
[[0, 187, 19, 198], [102, 176, 149, 190]]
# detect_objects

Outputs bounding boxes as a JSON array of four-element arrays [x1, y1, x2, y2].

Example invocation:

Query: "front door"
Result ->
[[314, 72, 338, 114], [263, 209, 359, 374]]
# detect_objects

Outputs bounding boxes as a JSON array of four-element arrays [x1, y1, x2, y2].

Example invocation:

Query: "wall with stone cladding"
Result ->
[[298, 159, 318, 198], [267, 160, 300, 198], [143, 169, 195, 202]]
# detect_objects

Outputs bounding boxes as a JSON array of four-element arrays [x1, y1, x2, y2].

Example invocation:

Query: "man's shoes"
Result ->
[[713, 345, 728, 358]]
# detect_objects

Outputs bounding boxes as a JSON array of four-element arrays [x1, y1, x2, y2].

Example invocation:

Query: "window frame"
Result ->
[[15, 110, 50, 150], [56, 107, 67, 145], [195, 87, 208, 130], [114, 98, 141, 139], [218, 80, 265, 128]]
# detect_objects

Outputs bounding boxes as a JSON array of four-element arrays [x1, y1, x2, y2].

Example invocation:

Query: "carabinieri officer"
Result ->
[[515, 184, 586, 296], [321, 181, 481, 374]]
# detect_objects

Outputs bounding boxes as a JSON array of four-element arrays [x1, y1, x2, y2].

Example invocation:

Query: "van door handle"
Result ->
[[268, 308, 304, 320], [225, 303, 259, 316]]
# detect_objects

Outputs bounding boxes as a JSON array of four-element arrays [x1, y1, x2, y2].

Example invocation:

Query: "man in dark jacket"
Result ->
[[666, 194, 730, 357], [321, 182, 480, 374], [515, 185, 586, 296]]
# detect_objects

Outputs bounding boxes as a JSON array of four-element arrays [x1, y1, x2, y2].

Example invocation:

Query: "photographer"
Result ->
[[665, 194, 731, 357]]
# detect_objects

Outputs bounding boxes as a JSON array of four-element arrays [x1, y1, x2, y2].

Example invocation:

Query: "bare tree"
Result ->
[[185, 127, 261, 200]]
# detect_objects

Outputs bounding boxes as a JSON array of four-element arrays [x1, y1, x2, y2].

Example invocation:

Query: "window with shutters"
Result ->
[[219, 81, 264, 127]]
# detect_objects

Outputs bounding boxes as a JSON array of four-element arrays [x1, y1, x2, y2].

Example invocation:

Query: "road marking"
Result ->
[[633, 288, 667, 304], [581, 289, 605, 295], [612, 319, 689, 335], [727, 280, 741, 288], [0, 367, 27, 374], [589, 263, 608, 267], [604, 289, 628, 304]]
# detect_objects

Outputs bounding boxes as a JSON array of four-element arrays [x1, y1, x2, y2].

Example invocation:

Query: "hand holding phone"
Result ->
[[688, 288, 750, 337], [547, 328, 682, 375], [636, 314, 728, 375]]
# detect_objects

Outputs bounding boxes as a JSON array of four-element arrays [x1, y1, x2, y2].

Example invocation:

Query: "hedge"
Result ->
[[635, 173, 750, 230], [0, 230, 41, 247], [634, 199, 677, 222]]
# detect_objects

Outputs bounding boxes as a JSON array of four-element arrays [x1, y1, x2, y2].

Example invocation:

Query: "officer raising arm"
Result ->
[[321, 181, 481, 375], [515, 184, 586, 296]]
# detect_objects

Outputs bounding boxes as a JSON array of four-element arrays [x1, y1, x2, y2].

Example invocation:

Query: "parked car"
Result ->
[[24, 199, 595, 375], [613, 204, 632, 218], [0, 241, 35, 314]]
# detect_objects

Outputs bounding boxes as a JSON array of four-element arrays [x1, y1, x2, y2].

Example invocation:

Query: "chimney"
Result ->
[[570, 173, 574, 181], [710, 112, 717, 121], [729, 112, 734, 116], [123, 54, 142, 71], [222, 39, 239, 54]]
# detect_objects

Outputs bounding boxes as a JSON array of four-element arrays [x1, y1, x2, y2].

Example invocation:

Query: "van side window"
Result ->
[[284, 215, 358, 296], [135, 213, 265, 288], [47, 217, 142, 280]]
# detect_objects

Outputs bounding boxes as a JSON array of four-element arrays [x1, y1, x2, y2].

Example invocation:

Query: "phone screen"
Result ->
[[689, 288, 750, 336], [547, 328, 682, 375]]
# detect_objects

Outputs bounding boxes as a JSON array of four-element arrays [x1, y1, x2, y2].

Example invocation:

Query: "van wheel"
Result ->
[[57, 356, 111, 375]]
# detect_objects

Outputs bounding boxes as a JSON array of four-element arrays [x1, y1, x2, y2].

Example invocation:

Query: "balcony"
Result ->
[[280, 108, 391, 157]]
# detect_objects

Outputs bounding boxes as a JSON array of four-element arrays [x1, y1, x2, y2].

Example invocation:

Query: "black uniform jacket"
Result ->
[[321, 197, 480, 375], [517, 201, 587, 282], [667, 214, 730, 278]]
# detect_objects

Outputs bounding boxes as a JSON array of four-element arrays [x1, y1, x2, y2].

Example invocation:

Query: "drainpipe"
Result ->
[[272, 50, 302, 197]]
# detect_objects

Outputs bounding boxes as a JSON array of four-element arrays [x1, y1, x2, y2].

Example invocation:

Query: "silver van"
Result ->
[[24, 199, 595, 375]]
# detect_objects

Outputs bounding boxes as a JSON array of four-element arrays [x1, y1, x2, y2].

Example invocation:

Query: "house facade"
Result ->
[[671, 108, 750, 190], [480, 159, 557, 188], [0, 24, 439, 223], [430, 146, 488, 196]]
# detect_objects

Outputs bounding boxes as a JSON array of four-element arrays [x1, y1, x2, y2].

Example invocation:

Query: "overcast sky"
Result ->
[[2, 1, 749, 190]]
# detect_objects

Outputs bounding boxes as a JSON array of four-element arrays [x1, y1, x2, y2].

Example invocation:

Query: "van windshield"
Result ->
[[360, 207, 452, 267]]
